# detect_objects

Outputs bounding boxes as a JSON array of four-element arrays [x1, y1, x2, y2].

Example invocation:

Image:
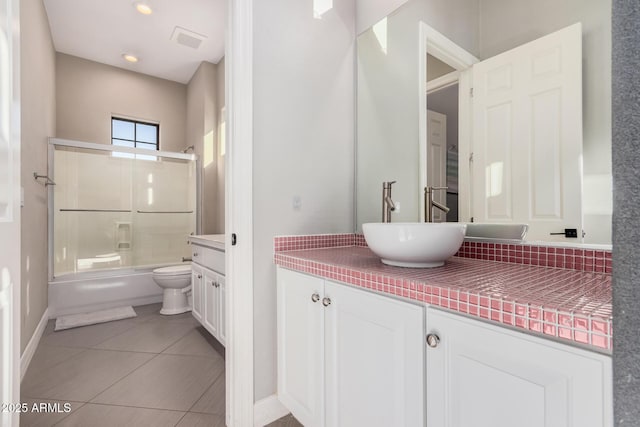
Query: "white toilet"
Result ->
[[152, 264, 192, 315]]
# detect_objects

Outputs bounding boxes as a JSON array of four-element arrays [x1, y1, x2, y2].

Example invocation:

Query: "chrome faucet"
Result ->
[[382, 181, 397, 223], [425, 186, 450, 222]]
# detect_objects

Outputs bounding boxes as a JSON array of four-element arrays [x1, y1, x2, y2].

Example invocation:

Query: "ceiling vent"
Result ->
[[170, 26, 206, 49]]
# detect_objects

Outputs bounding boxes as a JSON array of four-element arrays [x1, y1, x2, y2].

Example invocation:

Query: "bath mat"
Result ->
[[54, 306, 137, 331]]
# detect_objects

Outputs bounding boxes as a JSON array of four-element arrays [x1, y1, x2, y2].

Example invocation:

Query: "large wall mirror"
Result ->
[[356, 0, 612, 246]]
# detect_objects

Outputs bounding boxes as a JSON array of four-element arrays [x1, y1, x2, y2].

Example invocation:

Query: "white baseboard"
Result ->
[[254, 394, 289, 427], [20, 308, 49, 381]]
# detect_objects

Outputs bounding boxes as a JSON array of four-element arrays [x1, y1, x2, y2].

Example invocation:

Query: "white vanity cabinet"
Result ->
[[426, 307, 613, 427], [190, 239, 225, 347], [191, 264, 204, 322], [276, 267, 425, 427], [202, 268, 225, 344]]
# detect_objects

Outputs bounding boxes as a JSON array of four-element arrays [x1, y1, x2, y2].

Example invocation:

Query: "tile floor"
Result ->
[[21, 303, 301, 427]]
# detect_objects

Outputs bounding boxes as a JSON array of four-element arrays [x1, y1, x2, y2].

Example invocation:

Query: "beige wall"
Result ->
[[56, 53, 187, 152], [427, 53, 455, 81], [186, 60, 225, 234], [214, 57, 225, 234], [20, 0, 56, 353]]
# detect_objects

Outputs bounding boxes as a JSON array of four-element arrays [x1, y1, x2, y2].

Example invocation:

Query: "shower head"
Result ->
[[182, 145, 195, 153]]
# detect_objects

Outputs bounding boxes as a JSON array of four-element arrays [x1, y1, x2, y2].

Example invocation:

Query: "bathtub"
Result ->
[[48, 267, 165, 318]]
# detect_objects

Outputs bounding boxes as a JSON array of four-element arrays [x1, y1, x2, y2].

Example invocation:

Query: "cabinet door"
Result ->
[[203, 269, 219, 338], [426, 308, 612, 427], [277, 267, 325, 427], [191, 264, 204, 322], [217, 274, 226, 346], [324, 281, 425, 427]]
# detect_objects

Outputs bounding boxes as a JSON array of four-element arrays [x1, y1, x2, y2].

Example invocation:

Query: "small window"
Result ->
[[112, 117, 159, 151]]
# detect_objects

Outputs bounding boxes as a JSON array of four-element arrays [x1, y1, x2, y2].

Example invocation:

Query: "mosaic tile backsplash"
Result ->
[[273, 234, 612, 273]]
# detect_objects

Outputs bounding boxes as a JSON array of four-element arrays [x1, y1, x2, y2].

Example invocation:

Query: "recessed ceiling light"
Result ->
[[122, 54, 139, 63], [134, 2, 153, 15]]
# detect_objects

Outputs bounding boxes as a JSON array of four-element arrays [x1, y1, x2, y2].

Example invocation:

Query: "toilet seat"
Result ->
[[153, 264, 191, 275]]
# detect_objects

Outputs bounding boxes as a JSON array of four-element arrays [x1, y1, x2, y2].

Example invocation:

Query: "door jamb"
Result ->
[[419, 22, 478, 222], [226, 0, 255, 425]]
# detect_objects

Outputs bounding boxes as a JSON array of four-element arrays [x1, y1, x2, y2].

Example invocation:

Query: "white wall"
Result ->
[[56, 53, 187, 153], [356, 0, 479, 230], [20, 0, 56, 353], [252, 0, 356, 401], [479, 0, 612, 244], [356, 0, 409, 34]]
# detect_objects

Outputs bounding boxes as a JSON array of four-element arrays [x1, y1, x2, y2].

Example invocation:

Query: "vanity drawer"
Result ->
[[192, 245, 225, 274]]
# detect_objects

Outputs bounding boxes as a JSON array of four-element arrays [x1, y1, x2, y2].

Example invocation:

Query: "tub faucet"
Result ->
[[425, 186, 450, 222], [382, 181, 397, 223]]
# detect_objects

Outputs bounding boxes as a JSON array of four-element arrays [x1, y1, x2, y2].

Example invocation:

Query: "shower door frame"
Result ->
[[47, 137, 202, 281]]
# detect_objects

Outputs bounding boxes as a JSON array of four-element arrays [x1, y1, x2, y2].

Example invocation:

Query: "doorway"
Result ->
[[418, 22, 478, 223], [427, 82, 459, 222]]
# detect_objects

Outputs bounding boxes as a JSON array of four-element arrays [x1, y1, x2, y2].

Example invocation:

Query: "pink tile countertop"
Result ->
[[274, 236, 612, 353]]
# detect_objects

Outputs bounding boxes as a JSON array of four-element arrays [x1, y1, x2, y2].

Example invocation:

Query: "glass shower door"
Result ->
[[52, 142, 196, 277]]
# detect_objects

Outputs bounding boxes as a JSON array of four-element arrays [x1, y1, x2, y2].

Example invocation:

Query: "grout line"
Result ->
[[22, 346, 90, 378], [174, 411, 189, 426], [185, 370, 225, 414], [87, 352, 162, 403], [50, 402, 87, 426], [66, 401, 188, 414], [156, 327, 203, 355]]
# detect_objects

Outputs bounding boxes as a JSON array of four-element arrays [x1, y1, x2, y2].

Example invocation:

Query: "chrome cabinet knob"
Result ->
[[322, 297, 331, 307], [426, 333, 440, 348], [311, 293, 320, 303], [193, 252, 199, 257], [197, 274, 202, 279]]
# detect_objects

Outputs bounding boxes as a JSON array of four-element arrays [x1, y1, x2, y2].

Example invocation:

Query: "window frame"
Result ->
[[111, 117, 160, 151]]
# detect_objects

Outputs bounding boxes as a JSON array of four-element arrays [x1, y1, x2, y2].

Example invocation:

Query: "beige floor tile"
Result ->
[[266, 414, 304, 427], [162, 328, 222, 358], [19, 399, 84, 427], [92, 354, 224, 411], [39, 318, 140, 348], [42, 320, 56, 336], [176, 413, 226, 427], [56, 403, 185, 427], [21, 349, 154, 402], [190, 371, 225, 415], [135, 304, 199, 324], [23, 345, 85, 378], [132, 303, 163, 317], [93, 320, 196, 353]]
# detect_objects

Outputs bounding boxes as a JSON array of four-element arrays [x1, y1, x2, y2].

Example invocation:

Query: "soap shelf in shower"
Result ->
[[115, 222, 132, 251]]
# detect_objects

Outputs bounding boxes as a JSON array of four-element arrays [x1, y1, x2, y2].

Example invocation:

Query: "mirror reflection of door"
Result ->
[[427, 54, 459, 223], [426, 109, 448, 222], [471, 23, 583, 242], [424, 24, 582, 239], [427, 108, 459, 223]]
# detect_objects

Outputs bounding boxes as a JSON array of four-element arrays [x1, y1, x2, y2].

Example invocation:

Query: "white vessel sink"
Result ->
[[362, 222, 467, 268]]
